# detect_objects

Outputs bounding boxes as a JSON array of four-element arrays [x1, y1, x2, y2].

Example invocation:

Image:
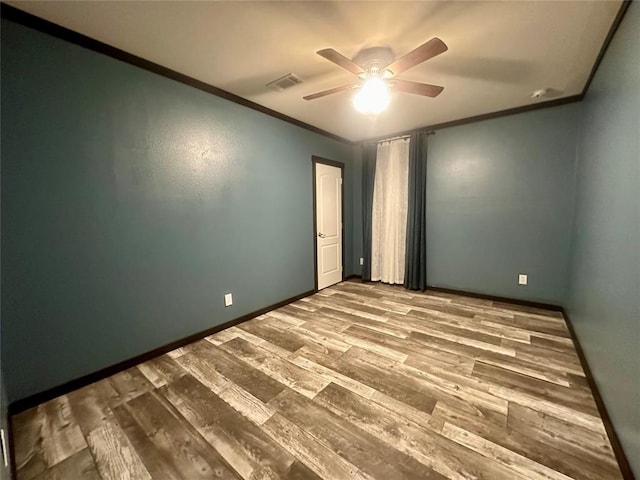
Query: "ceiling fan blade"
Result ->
[[392, 79, 444, 97], [317, 48, 365, 76], [303, 84, 357, 101], [383, 38, 448, 77]]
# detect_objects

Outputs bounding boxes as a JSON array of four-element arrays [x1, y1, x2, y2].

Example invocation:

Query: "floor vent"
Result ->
[[266, 73, 304, 92]]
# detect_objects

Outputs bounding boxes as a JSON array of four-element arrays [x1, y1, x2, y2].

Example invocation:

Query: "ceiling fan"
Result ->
[[303, 38, 448, 114]]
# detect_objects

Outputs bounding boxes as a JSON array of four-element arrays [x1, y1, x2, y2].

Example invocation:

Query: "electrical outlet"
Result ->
[[518, 274, 528, 285], [224, 293, 233, 307], [359, 257, 364, 266]]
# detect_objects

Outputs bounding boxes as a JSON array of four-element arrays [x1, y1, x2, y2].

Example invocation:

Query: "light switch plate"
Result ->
[[359, 257, 364, 266], [224, 293, 233, 307], [518, 274, 528, 285]]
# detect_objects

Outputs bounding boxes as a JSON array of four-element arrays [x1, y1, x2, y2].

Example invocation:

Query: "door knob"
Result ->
[[318, 232, 326, 238]]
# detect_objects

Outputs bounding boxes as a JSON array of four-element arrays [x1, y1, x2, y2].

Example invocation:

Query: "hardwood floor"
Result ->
[[12, 280, 624, 479]]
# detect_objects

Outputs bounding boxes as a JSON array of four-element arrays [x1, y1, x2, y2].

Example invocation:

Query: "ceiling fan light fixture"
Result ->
[[353, 76, 390, 114], [305, 38, 447, 107]]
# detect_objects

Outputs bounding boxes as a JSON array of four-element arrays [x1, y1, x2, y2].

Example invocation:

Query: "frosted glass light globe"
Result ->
[[353, 77, 390, 114]]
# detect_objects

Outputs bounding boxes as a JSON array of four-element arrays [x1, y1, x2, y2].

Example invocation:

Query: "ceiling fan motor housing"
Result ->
[[353, 46, 395, 76]]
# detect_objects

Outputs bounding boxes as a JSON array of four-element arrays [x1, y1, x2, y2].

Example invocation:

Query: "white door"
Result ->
[[316, 162, 343, 290]]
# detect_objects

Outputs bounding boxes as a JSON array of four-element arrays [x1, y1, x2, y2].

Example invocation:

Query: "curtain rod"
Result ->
[[378, 134, 410, 143], [376, 130, 436, 144]]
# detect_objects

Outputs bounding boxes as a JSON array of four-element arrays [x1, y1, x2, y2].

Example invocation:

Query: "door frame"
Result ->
[[312, 156, 345, 292]]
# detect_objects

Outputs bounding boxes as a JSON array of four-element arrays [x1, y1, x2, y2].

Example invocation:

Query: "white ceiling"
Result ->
[[8, 1, 622, 142]]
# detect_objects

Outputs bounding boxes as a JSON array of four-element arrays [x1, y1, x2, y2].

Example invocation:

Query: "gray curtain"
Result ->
[[361, 143, 377, 281], [404, 131, 428, 290]]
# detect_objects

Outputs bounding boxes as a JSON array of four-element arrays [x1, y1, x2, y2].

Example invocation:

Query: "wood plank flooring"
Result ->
[[12, 280, 624, 479]]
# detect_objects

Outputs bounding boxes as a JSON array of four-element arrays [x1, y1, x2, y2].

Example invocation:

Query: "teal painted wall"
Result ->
[[566, 4, 639, 475], [0, 77, 8, 478], [0, 111, 8, 478], [425, 104, 581, 303], [351, 147, 364, 274], [1, 19, 356, 403], [0, 375, 8, 480]]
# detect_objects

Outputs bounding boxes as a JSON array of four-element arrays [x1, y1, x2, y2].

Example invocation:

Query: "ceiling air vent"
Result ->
[[266, 73, 304, 92]]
